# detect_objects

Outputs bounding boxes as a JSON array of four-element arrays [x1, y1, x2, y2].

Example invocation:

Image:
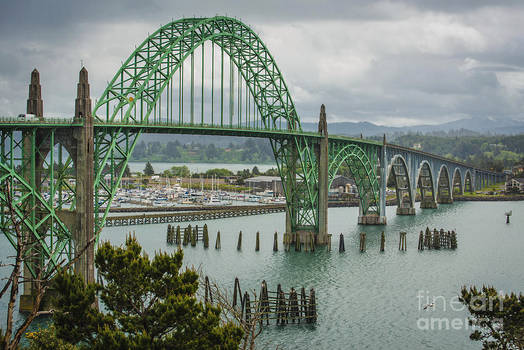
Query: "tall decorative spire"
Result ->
[[75, 67, 92, 120], [318, 104, 328, 137], [27, 68, 43, 118]]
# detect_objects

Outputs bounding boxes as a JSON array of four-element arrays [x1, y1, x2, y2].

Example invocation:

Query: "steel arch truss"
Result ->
[[271, 136, 318, 232], [0, 128, 74, 276], [328, 142, 381, 216], [94, 16, 300, 130]]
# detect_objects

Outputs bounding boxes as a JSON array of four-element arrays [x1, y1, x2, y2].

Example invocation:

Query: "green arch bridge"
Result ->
[[0, 16, 502, 309]]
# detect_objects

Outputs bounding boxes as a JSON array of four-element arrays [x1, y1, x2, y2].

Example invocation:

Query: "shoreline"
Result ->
[[453, 195, 524, 202]]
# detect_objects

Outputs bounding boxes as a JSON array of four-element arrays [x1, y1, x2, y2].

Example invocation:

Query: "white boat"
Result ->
[[204, 195, 232, 206]]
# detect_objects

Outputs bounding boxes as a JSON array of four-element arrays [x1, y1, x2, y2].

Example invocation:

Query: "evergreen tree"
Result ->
[[52, 236, 243, 349], [460, 285, 523, 349], [143, 161, 154, 176]]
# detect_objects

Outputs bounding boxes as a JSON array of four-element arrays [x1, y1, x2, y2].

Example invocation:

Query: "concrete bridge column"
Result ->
[[72, 67, 95, 284], [378, 139, 387, 222], [20, 69, 44, 311], [317, 105, 329, 244]]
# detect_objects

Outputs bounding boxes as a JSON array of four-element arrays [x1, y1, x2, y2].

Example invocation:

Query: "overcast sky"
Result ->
[[2, 0, 524, 126]]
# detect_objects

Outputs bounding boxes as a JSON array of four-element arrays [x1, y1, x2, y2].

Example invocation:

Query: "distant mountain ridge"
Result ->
[[136, 117, 524, 146], [301, 117, 524, 137]]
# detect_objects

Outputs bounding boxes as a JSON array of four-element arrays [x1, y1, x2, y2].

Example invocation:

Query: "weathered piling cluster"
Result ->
[[418, 227, 457, 250], [166, 224, 209, 248], [224, 278, 317, 325]]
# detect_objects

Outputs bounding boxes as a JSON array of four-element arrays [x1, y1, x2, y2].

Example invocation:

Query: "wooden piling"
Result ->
[[183, 227, 189, 246], [300, 287, 307, 321], [359, 233, 366, 252], [310, 233, 315, 252], [237, 231, 242, 250], [418, 231, 424, 251], [203, 224, 209, 248], [273, 232, 278, 251], [308, 288, 317, 323], [433, 229, 440, 249], [339, 233, 345, 252], [175, 225, 181, 245], [289, 287, 299, 323], [255, 231, 260, 251], [215, 231, 221, 249], [204, 276, 213, 304], [295, 232, 301, 252], [195, 225, 199, 241], [260, 280, 269, 325], [327, 234, 332, 252], [424, 227, 431, 249], [399, 231, 407, 251], [191, 227, 197, 247], [380, 231, 385, 252], [232, 277, 241, 308], [450, 230, 457, 249]]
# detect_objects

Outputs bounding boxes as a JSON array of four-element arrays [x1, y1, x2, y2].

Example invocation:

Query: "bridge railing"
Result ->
[[0, 116, 77, 125], [94, 118, 323, 137]]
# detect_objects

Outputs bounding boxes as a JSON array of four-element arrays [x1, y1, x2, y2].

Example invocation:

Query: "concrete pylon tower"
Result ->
[[73, 67, 95, 284], [20, 69, 45, 311], [27, 68, 43, 118], [317, 105, 328, 243]]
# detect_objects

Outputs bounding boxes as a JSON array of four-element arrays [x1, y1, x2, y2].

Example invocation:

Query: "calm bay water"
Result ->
[[102, 201, 523, 349], [1, 201, 523, 349]]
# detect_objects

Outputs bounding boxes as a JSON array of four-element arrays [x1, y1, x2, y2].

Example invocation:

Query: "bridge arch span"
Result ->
[[386, 154, 414, 215], [464, 169, 473, 193], [436, 164, 453, 204], [452, 168, 463, 195], [328, 143, 380, 218], [415, 160, 437, 209]]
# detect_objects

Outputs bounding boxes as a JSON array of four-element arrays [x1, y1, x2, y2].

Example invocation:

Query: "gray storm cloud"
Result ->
[[1, 0, 524, 125]]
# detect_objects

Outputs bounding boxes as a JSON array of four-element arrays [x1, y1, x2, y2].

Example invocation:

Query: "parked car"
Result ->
[[17, 113, 37, 121]]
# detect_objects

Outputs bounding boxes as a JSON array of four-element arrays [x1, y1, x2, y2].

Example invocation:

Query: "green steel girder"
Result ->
[[270, 136, 319, 232], [0, 129, 74, 277], [328, 141, 381, 216]]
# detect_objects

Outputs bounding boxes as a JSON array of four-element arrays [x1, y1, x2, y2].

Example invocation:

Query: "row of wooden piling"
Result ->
[[338, 231, 407, 252], [169, 226, 456, 253], [418, 227, 457, 250]]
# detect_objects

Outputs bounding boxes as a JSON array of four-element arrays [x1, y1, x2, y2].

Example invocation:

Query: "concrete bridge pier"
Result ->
[[72, 67, 95, 284], [316, 105, 329, 244], [20, 69, 44, 311]]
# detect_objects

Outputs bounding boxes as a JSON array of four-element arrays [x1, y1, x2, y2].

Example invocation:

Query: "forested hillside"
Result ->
[[391, 134, 524, 171], [131, 138, 274, 163]]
